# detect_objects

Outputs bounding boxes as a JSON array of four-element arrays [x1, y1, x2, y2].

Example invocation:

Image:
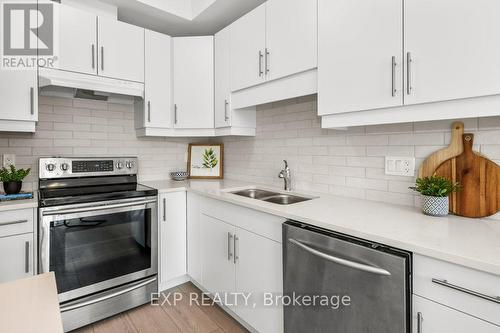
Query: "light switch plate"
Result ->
[[385, 156, 415, 176], [2, 154, 15, 168]]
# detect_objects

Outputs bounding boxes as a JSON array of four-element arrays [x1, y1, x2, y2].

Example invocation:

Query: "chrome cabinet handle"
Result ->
[[406, 52, 412, 95], [417, 312, 423, 333], [391, 56, 397, 97], [234, 235, 239, 264], [174, 104, 178, 124], [265, 48, 270, 74], [101, 46, 104, 71], [432, 278, 500, 304], [258, 51, 264, 77], [30, 87, 34, 115], [60, 276, 157, 313], [147, 101, 151, 122], [227, 232, 233, 261], [162, 198, 166, 222], [25, 241, 30, 273], [91, 44, 95, 69], [0, 219, 28, 227], [224, 99, 229, 122], [289, 238, 391, 276]]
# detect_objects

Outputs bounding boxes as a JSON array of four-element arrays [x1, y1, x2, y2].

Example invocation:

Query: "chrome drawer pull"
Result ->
[[289, 238, 391, 276], [0, 219, 28, 227], [25, 241, 30, 273], [432, 278, 500, 304]]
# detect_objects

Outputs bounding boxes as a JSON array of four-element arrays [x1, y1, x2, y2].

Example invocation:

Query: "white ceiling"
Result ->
[[99, 0, 266, 36]]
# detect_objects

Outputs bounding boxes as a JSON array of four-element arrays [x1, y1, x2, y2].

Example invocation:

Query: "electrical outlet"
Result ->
[[2, 154, 15, 168], [385, 156, 415, 176]]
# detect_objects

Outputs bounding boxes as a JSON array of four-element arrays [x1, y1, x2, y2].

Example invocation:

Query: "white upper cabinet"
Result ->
[[0, 0, 37, 131], [54, 4, 97, 75], [265, 0, 317, 82], [142, 30, 172, 129], [215, 27, 231, 128], [318, 0, 403, 115], [404, 0, 500, 105], [97, 17, 145, 82], [0, 70, 37, 126], [173, 36, 214, 129], [230, 4, 266, 92], [230, 0, 317, 93]]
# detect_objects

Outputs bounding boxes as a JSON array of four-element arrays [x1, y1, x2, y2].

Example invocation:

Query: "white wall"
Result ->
[[0, 96, 195, 191], [221, 95, 500, 207]]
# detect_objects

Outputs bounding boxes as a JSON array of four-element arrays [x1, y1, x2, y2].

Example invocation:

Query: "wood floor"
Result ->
[[72, 283, 249, 333]]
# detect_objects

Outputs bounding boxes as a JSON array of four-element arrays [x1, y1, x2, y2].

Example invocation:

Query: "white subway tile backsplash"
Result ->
[[0, 97, 192, 190], [222, 97, 500, 207]]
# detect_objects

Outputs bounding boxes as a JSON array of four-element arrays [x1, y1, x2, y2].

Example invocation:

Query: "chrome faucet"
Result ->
[[279, 160, 291, 191]]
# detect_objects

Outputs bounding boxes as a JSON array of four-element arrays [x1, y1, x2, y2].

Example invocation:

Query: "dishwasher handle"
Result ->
[[288, 238, 391, 276]]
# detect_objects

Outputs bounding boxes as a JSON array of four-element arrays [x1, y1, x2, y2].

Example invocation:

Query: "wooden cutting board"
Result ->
[[435, 134, 500, 218], [418, 121, 464, 178]]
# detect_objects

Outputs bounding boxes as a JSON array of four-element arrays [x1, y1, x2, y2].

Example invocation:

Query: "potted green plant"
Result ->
[[0, 165, 31, 195], [409, 175, 461, 217]]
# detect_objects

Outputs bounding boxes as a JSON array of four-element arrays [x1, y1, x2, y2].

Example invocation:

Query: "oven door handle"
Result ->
[[42, 199, 157, 216], [60, 276, 157, 313]]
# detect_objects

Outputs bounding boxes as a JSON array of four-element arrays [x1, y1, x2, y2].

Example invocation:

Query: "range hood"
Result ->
[[38, 68, 144, 100]]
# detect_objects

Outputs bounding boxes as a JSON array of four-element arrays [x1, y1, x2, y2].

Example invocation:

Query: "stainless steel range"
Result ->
[[38, 157, 158, 332]]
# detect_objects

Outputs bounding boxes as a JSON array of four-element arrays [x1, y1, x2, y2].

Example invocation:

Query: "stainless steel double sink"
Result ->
[[230, 188, 314, 205]]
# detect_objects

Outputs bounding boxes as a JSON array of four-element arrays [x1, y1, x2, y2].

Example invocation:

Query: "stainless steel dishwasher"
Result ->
[[283, 221, 412, 333]]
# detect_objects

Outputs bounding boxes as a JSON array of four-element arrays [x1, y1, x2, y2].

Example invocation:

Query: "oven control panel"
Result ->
[[39, 157, 138, 179]]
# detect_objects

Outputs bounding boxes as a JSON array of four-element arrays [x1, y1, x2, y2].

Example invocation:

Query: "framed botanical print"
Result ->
[[187, 143, 224, 179]]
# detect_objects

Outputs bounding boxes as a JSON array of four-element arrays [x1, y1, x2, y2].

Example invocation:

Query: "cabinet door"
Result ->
[[173, 36, 214, 129], [234, 228, 283, 333], [265, 0, 317, 82], [215, 27, 231, 128], [144, 30, 172, 129], [230, 4, 266, 92], [413, 295, 500, 333], [53, 4, 97, 75], [404, 0, 500, 105], [0, 233, 33, 283], [159, 192, 187, 287], [0, 70, 37, 122], [97, 17, 144, 82], [318, 0, 403, 115], [200, 214, 235, 298]]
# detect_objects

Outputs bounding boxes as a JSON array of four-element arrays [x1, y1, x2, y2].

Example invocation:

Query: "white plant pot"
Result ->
[[421, 195, 449, 217]]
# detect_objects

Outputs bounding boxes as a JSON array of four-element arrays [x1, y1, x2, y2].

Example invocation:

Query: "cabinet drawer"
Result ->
[[413, 295, 500, 333], [414, 254, 500, 326], [0, 209, 34, 238]]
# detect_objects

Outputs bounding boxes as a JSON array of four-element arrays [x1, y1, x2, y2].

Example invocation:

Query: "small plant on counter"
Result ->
[[409, 175, 461, 217], [0, 165, 31, 195]]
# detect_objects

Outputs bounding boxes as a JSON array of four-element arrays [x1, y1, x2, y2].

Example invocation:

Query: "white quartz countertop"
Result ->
[[0, 273, 63, 333], [0, 192, 38, 212], [142, 179, 500, 276]]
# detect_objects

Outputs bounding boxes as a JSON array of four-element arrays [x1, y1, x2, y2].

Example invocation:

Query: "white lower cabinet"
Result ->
[[413, 295, 500, 333], [0, 233, 34, 284], [200, 214, 236, 297], [191, 195, 284, 333], [234, 228, 283, 333], [158, 192, 187, 291]]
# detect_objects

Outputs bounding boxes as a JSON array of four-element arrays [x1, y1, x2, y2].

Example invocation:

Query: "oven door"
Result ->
[[39, 197, 158, 303]]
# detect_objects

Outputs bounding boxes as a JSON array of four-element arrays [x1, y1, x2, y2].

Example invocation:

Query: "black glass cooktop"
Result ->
[[39, 179, 157, 207]]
